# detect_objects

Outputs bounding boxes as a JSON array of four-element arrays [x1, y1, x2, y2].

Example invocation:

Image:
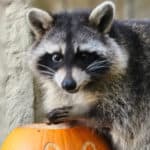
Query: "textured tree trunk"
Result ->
[[0, 0, 35, 144]]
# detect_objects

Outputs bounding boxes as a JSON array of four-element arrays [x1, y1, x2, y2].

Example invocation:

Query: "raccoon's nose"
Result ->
[[62, 78, 76, 91]]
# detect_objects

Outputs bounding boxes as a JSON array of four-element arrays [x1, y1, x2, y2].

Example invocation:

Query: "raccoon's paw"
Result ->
[[47, 106, 73, 124]]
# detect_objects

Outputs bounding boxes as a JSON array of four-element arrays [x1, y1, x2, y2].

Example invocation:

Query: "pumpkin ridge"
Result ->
[[1, 124, 110, 150]]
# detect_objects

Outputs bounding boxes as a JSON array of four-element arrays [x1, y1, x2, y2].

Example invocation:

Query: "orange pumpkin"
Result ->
[[1, 124, 110, 150]]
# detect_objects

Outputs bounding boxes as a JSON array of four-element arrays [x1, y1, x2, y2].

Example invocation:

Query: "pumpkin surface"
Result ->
[[1, 124, 110, 150]]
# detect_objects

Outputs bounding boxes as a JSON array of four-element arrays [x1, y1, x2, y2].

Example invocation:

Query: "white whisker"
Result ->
[[39, 70, 54, 76], [37, 64, 55, 73], [87, 66, 107, 71], [86, 60, 107, 70]]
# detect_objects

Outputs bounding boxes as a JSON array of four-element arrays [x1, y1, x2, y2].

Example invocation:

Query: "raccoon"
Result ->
[[26, 1, 150, 150]]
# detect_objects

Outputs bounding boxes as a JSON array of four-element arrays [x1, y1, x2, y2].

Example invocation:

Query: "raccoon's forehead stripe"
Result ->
[[64, 18, 75, 68], [37, 40, 66, 54], [78, 40, 107, 55]]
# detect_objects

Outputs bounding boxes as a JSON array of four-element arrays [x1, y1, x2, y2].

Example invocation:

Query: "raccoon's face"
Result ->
[[27, 1, 128, 93]]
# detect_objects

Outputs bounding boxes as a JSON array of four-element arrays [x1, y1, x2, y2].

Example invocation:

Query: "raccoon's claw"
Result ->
[[47, 106, 73, 124]]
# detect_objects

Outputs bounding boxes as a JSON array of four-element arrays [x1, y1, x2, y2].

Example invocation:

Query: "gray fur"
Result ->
[[27, 1, 150, 150]]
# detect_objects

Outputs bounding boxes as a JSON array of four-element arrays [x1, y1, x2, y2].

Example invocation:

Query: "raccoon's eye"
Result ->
[[81, 53, 88, 58], [80, 53, 90, 60], [52, 53, 63, 63]]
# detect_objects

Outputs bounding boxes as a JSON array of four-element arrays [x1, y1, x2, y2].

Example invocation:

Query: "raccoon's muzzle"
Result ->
[[62, 77, 77, 92]]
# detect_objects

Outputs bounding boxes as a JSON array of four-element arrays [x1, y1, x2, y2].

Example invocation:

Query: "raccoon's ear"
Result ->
[[89, 1, 115, 33], [26, 8, 53, 39]]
